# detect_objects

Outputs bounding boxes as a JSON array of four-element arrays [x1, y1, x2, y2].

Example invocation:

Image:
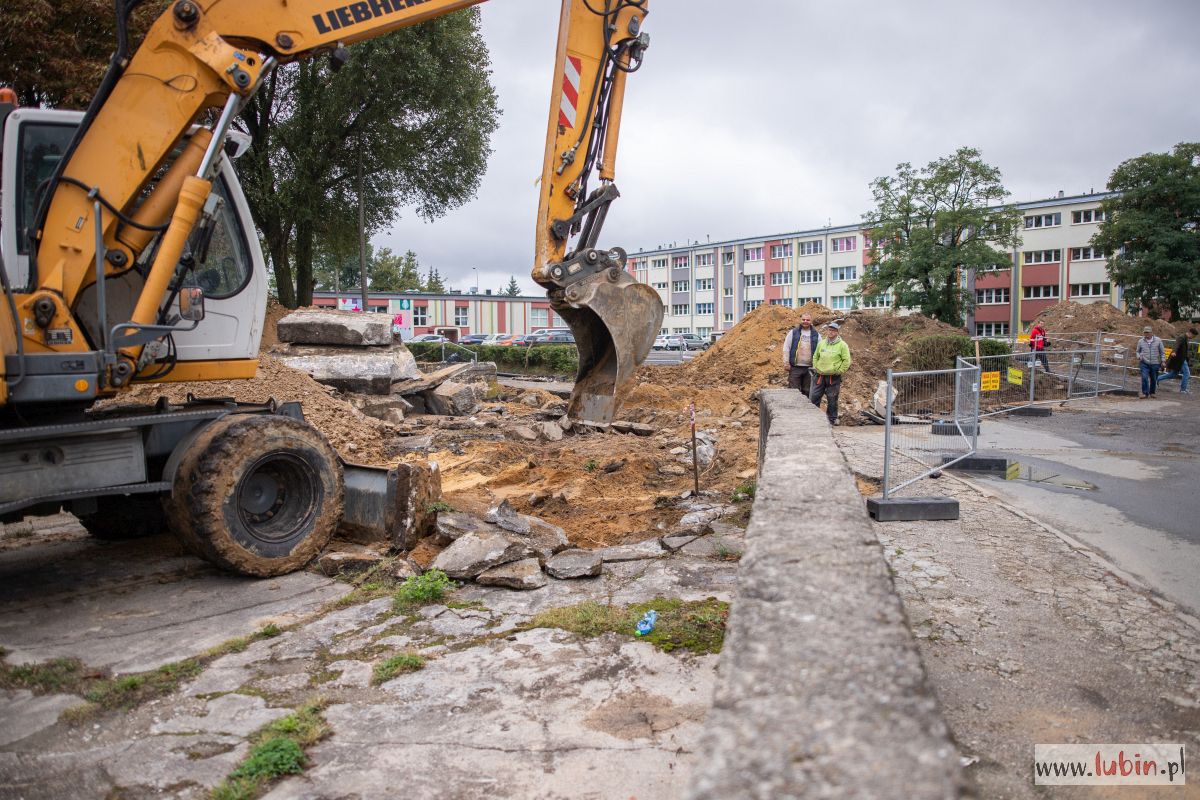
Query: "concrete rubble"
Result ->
[[277, 309, 393, 346]]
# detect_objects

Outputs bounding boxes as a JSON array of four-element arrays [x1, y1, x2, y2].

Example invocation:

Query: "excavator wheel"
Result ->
[[78, 495, 168, 540], [166, 414, 343, 577]]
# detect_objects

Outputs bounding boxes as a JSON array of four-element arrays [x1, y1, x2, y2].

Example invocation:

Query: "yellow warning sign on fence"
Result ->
[[981, 371, 1001, 391], [1007, 367, 1023, 386]]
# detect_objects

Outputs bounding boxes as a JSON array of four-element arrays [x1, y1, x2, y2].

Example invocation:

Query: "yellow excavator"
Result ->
[[0, 0, 662, 575]]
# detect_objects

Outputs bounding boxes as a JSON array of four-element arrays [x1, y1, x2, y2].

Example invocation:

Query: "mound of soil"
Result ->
[[1034, 301, 1177, 339], [639, 302, 966, 424], [258, 297, 289, 352], [120, 356, 396, 463]]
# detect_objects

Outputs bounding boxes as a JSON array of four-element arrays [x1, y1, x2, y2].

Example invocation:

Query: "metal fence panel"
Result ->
[[882, 360, 980, 498]]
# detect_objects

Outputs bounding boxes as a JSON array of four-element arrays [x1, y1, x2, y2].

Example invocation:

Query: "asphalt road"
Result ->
[[644, 349, 699, 365], [970, 387, 1200, 615]]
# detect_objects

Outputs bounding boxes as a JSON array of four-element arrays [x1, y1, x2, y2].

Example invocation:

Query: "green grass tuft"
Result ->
[[426, 500, 454, 514], [211, 698, 329, 799], [526, 597, 730, 654], [583, 459, 599, 472], [731, 479, 756, 502], [392, 569, 455, 612], [372, 653, 426, 684]]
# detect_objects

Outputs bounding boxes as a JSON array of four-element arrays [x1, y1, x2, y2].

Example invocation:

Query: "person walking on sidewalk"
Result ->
[[1159, 327, 1196, 394], [810, 321, 852, 425], [1136, 326, 1165, 398], [782, 313, 820, 397], [1028, 322, 1050, 372]]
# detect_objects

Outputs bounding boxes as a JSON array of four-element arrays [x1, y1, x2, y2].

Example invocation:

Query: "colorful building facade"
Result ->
[[311, 291, 568, 338]]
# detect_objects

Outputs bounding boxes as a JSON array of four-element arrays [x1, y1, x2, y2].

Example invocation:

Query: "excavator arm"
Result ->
[[5, 0, 662, 421]]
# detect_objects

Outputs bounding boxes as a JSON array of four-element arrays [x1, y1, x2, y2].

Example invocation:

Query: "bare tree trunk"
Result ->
[[358, 142, 369, 313]]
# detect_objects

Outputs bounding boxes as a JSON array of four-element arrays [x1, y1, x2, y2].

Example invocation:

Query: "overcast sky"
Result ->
[[374, 0, 1200, 296]]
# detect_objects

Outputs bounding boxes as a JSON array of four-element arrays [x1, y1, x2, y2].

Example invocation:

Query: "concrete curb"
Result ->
[[686, 390, 965, 800]]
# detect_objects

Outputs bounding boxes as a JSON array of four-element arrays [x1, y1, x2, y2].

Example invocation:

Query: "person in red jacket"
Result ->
[[1028, 322, 1050, 372]]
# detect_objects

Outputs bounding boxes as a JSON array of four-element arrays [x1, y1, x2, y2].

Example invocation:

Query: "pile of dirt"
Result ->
[[120, 356, 396, 463], [640, 302, 966, 423], [1034, 301, 1177, 339], [258, 297, 290, 352]]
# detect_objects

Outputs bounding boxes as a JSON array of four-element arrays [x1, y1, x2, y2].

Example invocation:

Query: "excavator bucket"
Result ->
[[557, 269, 664, 423]]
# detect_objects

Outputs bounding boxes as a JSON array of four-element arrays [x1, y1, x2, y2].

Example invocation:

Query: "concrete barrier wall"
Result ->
[[686, 390, 965, 800]]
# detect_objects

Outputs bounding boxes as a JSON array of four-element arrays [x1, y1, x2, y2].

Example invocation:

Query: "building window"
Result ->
[[697, 327, 712, 337], [860, 294, 892, 309], [830, 266, 857, 282], [1024, 249, 1062, 264], [673, 255, 689, 269], [743, 246, 763, 261], [769, 298, 794, 307], [672, 327, 690, 334], [413, 306, 428, 326], [1023, 212, 1061, 229], [454, 307, 469, 327], [723, 286, 733, 297], [531, 307, 548, 327], [831, 236, 856, 252], [1072, 209, 1107, 224], [975, 288, 1010, 304], [695, 253, 714, 267], [672, 280, 690, 292], [1070, 246, 1103, 261], [650, 257, 668, 269], [744, 273, 764, 287], [770, 271, 791, 286], [797, 269, 823, 284], [723, 251, 735, 265], [770, 243, 792, 259], [652, 281, 668, 289], [798, 240, 823, 256], [1070, 282, 1111, 298], [671, 304, 690, 316], [830, 295, 856, 310], [976, 322, 1010, 337], [743, 300, 763, 313], [695, 278, 714, 291], [723, 313, 733, 322], [695, 302, 714, 315], [797, 296, 824, 306], [1022, 285, 1060, 299]]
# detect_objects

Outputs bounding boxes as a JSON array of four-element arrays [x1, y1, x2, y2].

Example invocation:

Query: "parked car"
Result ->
[[678, 333, 709, 350], [653, 335, 669, 351], [539, 332, 576, 344], [409, 333, 448, 343], [488, 334, 521, 346], [460, 333, 489, 345]]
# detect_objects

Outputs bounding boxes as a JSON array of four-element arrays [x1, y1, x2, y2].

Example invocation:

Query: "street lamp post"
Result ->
[[472, 267, 479, 333]]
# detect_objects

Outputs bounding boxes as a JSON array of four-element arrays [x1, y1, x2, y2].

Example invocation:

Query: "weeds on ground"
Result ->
[[211, 698, 329, 800], [393, 569, 455, 612], [731, 479, 756, 503], [426, 500, 454, 514], [372, 653, 426, 684], [583, 459, 599, 472], [526, 597, 730, 654], [711, 540, 742, 562]]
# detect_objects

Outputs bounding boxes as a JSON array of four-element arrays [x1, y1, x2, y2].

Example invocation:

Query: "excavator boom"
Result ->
[[2, 0, 662, 421]]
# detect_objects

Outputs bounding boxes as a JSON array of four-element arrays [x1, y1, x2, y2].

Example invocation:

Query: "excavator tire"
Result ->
[[78, 495, 168, 540], [166, 414, 343, 577]]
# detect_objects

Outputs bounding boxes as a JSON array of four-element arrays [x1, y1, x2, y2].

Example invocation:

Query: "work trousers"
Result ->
[[810, 374, 842, 423], [1160, 360, 1191, 392], [787, 365, 813, 397], [1140, 362, 1160, 396]]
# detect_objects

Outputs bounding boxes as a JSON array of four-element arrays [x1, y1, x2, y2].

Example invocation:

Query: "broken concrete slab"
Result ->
[[385, 434, 434, 456], [595, 540, 664, 563], [432, 511, 489, 546], [612, 420, 655, 436], [424, 381, 480, 416], [678, 502, 735, 528], [484, 500, 530, 534], [391, 362, 475, 397], [476, 558, 547, 590], [150, 693, 289, 737], [0, 689, 80, 747], [430, 532, 534, 580], [351, 394, 411, 425], [544, 549, 603, 579], [519, 518, 571, 564], [510, 425, 539, 442], [317, 548, 384, 577], [277, 309, 393, 346], [540, 421, 565, 441], [276, 345, 420, 394]]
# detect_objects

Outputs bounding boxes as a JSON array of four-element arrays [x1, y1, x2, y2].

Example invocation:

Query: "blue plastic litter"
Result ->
[[635, 609, 658, 637]]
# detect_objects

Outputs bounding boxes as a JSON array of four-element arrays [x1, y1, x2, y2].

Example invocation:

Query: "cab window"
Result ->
[[16, 122, 76, 255]]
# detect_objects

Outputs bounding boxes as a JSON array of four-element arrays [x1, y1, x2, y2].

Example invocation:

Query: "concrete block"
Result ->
[[277, 344, 420, 394], [278, 309, 393, 346], [931, 419, 979, 436], [424, 381, 480, 416], [940, 455, 1010, 474], [1012, 405, 1053, 417], [866, 496, 960, 521]]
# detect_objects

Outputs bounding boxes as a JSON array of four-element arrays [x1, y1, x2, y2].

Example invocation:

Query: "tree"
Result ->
[[504, 276, 522, 296], [1093, 143, 1200, 320], [369, 248, 424, 293], [237, 9, 499, 307], [423, 267, 446, 294], [0, 0, 165, 108], [858, 147, 1022, 326]]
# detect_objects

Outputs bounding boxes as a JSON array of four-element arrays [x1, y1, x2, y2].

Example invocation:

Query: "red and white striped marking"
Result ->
[[559, 55, 581, 128]]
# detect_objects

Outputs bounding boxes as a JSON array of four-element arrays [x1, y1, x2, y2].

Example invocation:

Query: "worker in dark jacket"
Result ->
[[781, 313, 820, 396], [1160, 327, 1196, 394]]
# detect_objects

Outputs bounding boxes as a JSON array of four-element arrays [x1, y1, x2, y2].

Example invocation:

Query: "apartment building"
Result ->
[[311, 290, 568, 338], [627, 191, 1120, 338]]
